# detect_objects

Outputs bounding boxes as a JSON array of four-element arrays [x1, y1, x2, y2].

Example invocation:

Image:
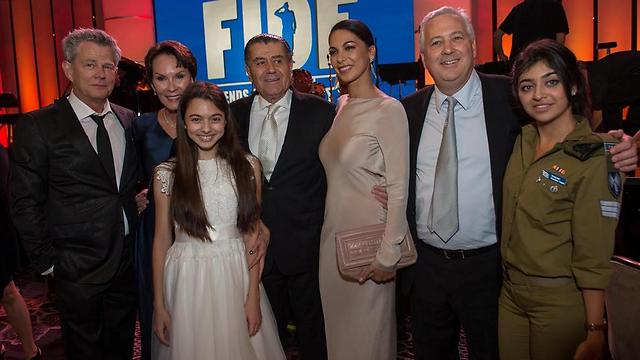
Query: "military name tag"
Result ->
[[542, 169, 567, 186]]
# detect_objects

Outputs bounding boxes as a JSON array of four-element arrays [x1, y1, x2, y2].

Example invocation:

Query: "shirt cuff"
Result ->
[[41, 266, 54, 276]]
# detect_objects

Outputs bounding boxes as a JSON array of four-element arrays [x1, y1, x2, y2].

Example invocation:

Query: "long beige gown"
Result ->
[[318, 94, 409, 360]]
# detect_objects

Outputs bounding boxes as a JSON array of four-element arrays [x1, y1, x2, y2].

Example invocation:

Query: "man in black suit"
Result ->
[[10, 28, 139, 360], [398, 7, 638, 360], [585, 51, 640, 134], [493, 0, 569, 64], [230, 34, 334, 360]]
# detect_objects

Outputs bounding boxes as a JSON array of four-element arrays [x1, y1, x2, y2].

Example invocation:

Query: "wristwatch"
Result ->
[[585, 319, 608, 332]]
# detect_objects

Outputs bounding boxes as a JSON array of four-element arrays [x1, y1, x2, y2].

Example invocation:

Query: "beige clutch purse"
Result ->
[[335, 223, 417, 281]]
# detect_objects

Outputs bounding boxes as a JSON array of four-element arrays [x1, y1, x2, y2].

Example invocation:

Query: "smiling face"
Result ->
[[62, 41, 117, 112], [421, 13, 476, 96], [245, 41, 292, 104], [184, 98, 226, 159], [328, 29, 375, 89], [151, 53, 193, 112], [517, 60, 574, 125]]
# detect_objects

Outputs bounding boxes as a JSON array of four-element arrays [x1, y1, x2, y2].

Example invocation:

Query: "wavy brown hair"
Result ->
[[171, 81, 259, 240]]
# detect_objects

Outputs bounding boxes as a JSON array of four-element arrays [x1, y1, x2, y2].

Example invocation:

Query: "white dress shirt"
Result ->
[[248, 90, 293, 172], [416, 70, 497, 249]]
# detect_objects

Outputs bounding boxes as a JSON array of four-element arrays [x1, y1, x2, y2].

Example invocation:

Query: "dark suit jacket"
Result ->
[[587, 50, 640, 132], [230, 90, 334, 275], [400, 73, 523, 293], [1, 146, 18, 288], [10, 98, 139, 285]]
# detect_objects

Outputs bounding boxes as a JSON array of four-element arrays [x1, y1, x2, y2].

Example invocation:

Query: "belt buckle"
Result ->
[[443, 249, 464, 260]]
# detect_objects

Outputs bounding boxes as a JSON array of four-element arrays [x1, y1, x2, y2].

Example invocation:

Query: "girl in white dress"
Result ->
[[151, 81, 285, 360]]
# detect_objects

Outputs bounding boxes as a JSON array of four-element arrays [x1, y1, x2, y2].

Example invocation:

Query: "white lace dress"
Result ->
[[152, 158, 285, 360]]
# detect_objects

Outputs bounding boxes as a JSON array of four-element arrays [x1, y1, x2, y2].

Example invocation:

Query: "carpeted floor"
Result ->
[[1, 276, 469, 360]]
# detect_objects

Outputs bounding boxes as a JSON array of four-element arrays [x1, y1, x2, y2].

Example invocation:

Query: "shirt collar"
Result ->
[[565, 116, 593, 140], [433, 70, 481, 114], [522, 115, 592, 145], [68, 90, 113, 121], [256, 89, 292, 111]]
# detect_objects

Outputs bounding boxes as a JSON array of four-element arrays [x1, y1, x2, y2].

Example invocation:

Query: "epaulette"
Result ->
[[563, 134, 615, 161]]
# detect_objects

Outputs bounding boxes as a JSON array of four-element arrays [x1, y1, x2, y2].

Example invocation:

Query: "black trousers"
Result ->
[[262, 264, 327, 360], [55, 261, 137, 360], [410, 241, 501, 360]]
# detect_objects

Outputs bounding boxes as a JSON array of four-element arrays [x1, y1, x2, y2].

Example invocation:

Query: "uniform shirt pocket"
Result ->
[[520, 179, 573, 225]]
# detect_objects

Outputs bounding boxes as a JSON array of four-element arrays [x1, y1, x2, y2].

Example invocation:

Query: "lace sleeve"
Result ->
[[154, 162, 175, 196], [245, 154, 259, 181]]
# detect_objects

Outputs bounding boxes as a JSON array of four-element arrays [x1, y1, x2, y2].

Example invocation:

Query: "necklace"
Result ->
[[160, 109, 176, 129]]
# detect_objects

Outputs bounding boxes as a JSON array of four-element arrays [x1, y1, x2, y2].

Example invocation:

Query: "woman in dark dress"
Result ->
[[133, 40, 196, 360], [0, 146, 40, 360]]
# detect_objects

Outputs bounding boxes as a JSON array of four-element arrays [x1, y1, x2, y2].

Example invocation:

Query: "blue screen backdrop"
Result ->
[[154, 0, 416, 103]]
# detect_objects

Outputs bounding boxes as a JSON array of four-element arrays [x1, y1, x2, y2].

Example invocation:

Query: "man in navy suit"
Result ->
[[11, 28, 139, 360], [230, 34, 334, 360], [397, 7, 638, 360]]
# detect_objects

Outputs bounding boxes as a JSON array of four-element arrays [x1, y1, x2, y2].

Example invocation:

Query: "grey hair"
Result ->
[[244, 33, 292, 66], [62, 28, 122, 64], [419, 6, 475, 53]]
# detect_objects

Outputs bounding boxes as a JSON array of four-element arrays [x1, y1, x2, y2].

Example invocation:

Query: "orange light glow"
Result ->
[[597, 0, 632, 59], [12, 0, 40, 113]]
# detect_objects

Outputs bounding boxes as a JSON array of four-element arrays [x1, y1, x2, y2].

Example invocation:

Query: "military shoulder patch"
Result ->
[[564, 141, 603, 161], [608, 172, 622, 198]]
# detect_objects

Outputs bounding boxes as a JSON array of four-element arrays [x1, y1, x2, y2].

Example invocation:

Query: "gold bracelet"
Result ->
[[585, 319, 607, 332]]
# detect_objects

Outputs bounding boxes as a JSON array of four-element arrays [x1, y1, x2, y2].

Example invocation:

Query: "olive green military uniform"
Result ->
[[498, 117, 623, 360]]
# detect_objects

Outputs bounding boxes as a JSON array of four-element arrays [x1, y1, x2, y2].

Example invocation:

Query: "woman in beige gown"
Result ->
[[319, 20, 409, 359]]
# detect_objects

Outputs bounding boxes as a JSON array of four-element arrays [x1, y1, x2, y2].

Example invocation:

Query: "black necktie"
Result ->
[[90, 114, 117, 186]]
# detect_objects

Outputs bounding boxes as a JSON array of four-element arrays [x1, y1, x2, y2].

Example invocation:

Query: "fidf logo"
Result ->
[[203, 0, 358, 80]]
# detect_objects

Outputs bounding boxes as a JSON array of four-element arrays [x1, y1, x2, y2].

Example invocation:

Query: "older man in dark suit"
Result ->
[[397, 7, 638, 360], [230, 34, 334, 360], [10, 28, 139, 360]]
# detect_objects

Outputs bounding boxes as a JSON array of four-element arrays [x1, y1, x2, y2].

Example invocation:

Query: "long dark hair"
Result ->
[[511, 39, 591, 119], [171, 81, 259, 240]]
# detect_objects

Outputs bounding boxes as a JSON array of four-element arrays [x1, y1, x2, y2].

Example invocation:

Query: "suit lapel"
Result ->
[[56, 99, 108, 177], [112, 105, 135, 192], [479, 75, 508, 202], [234, 93, 255, 151], [408, 87, 434, 160], [405, 87, 434, 230]]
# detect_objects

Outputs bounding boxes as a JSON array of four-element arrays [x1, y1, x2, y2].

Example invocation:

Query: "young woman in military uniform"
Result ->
[[498, 39, 623, 360]]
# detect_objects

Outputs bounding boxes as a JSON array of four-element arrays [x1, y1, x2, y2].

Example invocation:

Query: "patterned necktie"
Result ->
[[91, 114, 117, 186], [429, 97, 459, 242], [258, 104, 280, 180]]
